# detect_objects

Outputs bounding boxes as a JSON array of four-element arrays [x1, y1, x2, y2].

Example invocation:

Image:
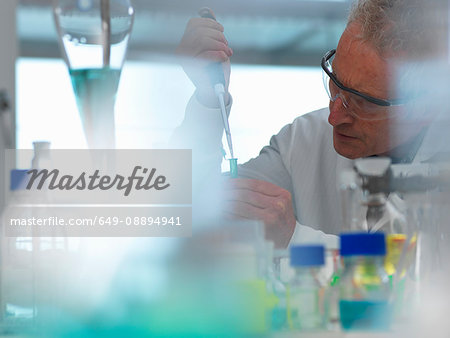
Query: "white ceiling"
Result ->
[[18, 0, 350, 65]]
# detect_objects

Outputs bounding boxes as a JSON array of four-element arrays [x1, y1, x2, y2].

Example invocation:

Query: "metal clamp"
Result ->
[[0, 90, 10, 112], [0, 89, 12, 148]]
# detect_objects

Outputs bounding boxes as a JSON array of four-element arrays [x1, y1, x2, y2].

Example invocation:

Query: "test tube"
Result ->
[[229, 158, 238, 178]]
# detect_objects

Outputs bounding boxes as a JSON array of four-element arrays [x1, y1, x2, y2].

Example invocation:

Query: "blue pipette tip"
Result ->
[[229, 158, 238, 178]]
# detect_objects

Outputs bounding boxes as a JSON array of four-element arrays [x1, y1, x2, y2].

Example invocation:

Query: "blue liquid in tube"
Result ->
[[339, 299, 392, 331], [229, 158, 238, 178]]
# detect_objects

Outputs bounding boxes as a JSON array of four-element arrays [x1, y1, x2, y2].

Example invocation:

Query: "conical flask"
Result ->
[[53, 0, 134, 148]]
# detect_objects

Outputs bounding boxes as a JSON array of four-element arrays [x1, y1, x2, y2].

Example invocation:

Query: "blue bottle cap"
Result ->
[[290, 244, 325, 267], [340, 232, 386, 256], [10, 169, 29, 191]]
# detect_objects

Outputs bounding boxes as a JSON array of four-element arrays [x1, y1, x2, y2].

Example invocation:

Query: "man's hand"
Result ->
[[176, 12, 233, 107], [223, 178, 296, 248]]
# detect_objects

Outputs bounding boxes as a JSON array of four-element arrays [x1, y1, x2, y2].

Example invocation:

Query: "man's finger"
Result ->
[[188, 26, 228, 45], [222, 189, 275, 210], [192, 37, 231, 57], [196, 50, 229, 62], [222, 200, 267, 220], [225, 178, 289, 197], [186, 18, 224, 32]]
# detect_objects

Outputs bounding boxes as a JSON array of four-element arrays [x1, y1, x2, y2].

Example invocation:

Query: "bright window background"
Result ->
[[16, 58, 329, 165]]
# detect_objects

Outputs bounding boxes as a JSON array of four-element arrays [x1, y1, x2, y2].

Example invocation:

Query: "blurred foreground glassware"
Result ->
[[339, 233, 392, 331], [53, 0, 134, 148], [288, 245, 326, 331]]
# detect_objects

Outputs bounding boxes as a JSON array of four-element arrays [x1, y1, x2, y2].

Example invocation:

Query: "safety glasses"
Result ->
[[321, 49, 406, 120]]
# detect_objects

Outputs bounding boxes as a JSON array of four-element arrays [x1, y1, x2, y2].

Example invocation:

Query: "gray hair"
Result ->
[[348, 0, 448, 58]]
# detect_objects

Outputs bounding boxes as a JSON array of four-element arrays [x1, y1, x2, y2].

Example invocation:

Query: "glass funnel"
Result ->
[[53, 0, 134, 148]]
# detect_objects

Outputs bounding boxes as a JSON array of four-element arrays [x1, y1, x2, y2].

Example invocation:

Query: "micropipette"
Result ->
[[101, 0, 111, 67], [198, 7, 235, 160]]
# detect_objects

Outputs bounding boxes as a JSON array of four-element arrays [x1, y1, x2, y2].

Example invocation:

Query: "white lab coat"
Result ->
[[176, 93, 449, 249]]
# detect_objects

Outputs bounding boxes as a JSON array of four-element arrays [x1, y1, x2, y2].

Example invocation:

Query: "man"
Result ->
[[175, 0, 448, 248]]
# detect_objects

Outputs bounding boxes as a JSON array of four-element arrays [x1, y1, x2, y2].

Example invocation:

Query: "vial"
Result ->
[[288, 244, 325, 331], [229, 158, 238, 178], [339, 232, 392, 331]]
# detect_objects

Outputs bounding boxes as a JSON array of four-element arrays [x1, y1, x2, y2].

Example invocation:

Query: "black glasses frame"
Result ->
[[321, 49, 405, 107]]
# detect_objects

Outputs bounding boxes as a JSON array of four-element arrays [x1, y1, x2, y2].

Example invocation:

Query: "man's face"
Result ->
[[328, 22, 422, 159]]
